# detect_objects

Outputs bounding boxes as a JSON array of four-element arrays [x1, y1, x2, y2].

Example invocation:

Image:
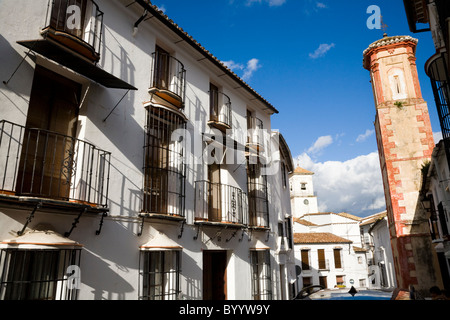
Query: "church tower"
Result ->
[[363, 34, 443, 294], [289, 167, 319, 218]]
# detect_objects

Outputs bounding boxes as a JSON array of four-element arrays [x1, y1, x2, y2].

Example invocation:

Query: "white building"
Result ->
[[0, 0, 296, 300], [289, 167, 319, 218], [293, 212, 369, 290], [360, 211, 396, 290]]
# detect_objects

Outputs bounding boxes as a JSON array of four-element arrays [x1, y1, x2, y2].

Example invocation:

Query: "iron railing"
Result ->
[[247, 164, 269, 228], [194, 181, 248, 225], [0, 120, 111, 207], [150, 51, 186, 107], [247, 117, 264, 148], [209, 89, 232, 129], [43, 0, 104, 56]]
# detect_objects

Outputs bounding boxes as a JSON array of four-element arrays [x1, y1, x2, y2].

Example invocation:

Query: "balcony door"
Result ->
[[154, 46, 170, 90], [50, 0, 88, 39], [16, 66, 81, 200], [208, 162, 221, 222]]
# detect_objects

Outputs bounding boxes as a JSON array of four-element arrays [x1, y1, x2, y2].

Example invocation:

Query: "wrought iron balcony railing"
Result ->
[[194, 180, 248, 226], [247, 117, 265, 151], [149, 51, 186, 109], [42, 0, 104, 62], [209, 89, 232, 131], [0, 120, 110, 207]]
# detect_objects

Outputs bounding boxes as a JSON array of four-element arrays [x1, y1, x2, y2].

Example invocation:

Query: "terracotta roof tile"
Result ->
[[294, 233, 352, 244], [293, 218, 318, 226], [293, 167, 314, 175]]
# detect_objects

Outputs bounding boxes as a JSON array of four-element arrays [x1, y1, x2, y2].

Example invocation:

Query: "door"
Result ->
[[203, 251, 227, 300], [16, 66, 81, 200], [208, 162, 221, 222], [154, 46, 170, 90]]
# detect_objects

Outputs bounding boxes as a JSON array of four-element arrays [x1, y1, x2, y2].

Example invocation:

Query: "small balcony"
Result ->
[[0, 120, 110, 209], [246, 117, 265, 153], [41, 0, 104, 63], [149, 50, 186, 109], [194, 181, 248, 226], [208, 89, 232, 132]]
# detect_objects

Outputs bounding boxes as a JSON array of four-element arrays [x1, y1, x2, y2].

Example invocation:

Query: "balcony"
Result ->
[[208, 89, 232, 132], [246, 117, 265, 153], [194, 181, 248, 226], [149, 50, 186, 109], [41, 0, 104, 63], [0, 120, 110, 209]]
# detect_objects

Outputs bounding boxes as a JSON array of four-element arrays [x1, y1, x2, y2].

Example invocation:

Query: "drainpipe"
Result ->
[[132, 9, 148, 37]]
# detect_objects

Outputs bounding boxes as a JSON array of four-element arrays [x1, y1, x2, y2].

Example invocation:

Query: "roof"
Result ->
[[294, 232, 352, 244], [301, 212, 362, 222], [292, 167, 314, 175], [353, 246, 367, 253], [360, 211, 387, 227], [134, 0, 279, 114], [363, 34, 418, 69], [293, 218, 318, 226], [279, 133, 294, 173]]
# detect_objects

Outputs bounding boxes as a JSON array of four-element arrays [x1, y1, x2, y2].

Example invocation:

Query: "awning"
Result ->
[[249, 239, 270, 251], [0, 224, 82, 250], [139, 231, 183, 251], [17, 39, 137, 90]]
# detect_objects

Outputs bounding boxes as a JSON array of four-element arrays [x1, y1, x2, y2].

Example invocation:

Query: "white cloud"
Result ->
[[307, 135, 333, 154], [246, 0, 286, 6], [223, 60, 244, 71], [356, 129, 375, 143], [242, 58, 261, 81], [316, 2, 327, 9], [296, 152, 385, 217], [224, 58, 261, 81], [309, 43, 335, 59], [434, 131, 442, 144]]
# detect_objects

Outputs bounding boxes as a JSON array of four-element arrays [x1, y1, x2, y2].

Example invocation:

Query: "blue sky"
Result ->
[[151, 0, 439, 217]]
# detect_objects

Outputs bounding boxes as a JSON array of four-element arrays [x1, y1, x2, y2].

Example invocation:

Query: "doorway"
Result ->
[[203, 250, 227, 300]]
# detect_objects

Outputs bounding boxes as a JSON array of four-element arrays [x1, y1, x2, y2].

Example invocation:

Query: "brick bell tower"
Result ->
[[363, 34, 443, 295]]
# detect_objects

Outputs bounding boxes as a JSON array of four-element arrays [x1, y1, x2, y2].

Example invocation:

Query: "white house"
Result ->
[[360, 211, 397, 290], [0, 0, 296, 300], [293, 213, 369, 290]]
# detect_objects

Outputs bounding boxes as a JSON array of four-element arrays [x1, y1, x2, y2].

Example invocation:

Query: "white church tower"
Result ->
[[289, 167, 319, 218]]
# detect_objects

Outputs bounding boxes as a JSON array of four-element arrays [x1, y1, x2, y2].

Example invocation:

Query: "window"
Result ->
[[247, 162, 269, 228], [285, 218, 293, 250], [281, 162, 287, 188], [0, 248, 81, 300], [251, 250, 272, 300], [333, 249, 342, 269], [301, 183, 306, 190], [143, 107, 186, 216], [140, 250, 181, 300], [302, 277, 312, 288], [209, 83, 219, 122], [318, 249, 327, 270], [319, 276, 328, 289], [301, 250, 310, 271]]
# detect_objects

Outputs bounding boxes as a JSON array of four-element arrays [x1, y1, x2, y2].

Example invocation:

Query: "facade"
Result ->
[[0, 0, 296, 300], [363, 33, 443, 295], [293, 213, 369, 290], [420, 140, 450, 290], [403, 0, 450, 292], [289, 167, 319, 218], [360, 211, 396, 290]]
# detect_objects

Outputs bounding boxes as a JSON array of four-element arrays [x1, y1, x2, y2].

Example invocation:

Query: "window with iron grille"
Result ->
[[0, 248, 81, 300], [251, 250, 272, 300], [247, 162, 269, 228], [143, 107, 186, 216], [139, 250, 181, 300]]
